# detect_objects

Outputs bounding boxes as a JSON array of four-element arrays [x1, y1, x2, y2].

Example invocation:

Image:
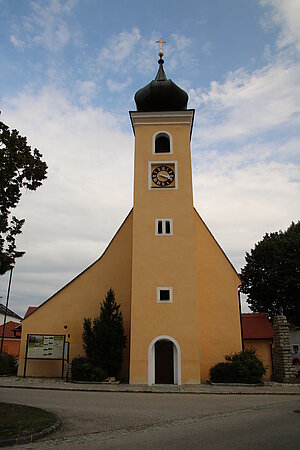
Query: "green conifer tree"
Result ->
[[82, 317, 94, 360], [94, 288, 126, 376], [82, 289, 126, 378]]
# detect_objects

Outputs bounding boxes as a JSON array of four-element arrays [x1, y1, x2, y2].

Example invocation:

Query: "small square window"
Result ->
[[160, 290, 170, 301], [155, 218, 173, 236], [157, 287, 173, 303]]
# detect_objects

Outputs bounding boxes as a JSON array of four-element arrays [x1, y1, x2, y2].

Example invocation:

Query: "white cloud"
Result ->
[[10, 35, 25, 49], [189, 55, 300, 145], [76, 80, 97, 105], [260, 0, 300, 51], [106, 77, 132, 93], [1, 86, 133, 315], [263, 44, 272, 60], [202, 41, 213, 56], [11, 0, 77, 51], [193, 143, 300, 275], [170, 33, 191, 52], [97, 29, 194, 88], [164, 33, 193, 72], [98, 28, 141, 67]]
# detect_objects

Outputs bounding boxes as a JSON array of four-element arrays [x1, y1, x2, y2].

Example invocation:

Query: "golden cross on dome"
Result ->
[[156, 37, 166, 57]]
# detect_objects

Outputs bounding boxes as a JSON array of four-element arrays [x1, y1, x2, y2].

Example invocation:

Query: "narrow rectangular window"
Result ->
[[165, 220, 171, 234], [157, 220, 163, 234]]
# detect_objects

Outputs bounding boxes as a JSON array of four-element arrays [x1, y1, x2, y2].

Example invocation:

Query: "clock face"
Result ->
[[151, 164, 175, 188]]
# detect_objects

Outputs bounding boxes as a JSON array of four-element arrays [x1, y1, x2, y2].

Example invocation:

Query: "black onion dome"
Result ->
[[134, 57, 188, 111]]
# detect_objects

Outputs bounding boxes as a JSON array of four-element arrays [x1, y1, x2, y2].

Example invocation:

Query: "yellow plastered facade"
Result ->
[[244, 339, 273, 380], [18, 109, 242, 383], [18, 211, 133, 379]]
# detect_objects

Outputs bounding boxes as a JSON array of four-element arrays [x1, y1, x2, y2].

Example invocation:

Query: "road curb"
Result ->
[[0, 383, 300, 395], [0, 418, 61, 448]]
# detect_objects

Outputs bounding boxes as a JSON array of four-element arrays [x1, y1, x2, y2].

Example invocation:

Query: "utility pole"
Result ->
[[0, 267, 14, 354]]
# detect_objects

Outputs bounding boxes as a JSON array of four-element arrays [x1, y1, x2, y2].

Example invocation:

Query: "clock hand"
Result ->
[[159, 173, 171, 179]]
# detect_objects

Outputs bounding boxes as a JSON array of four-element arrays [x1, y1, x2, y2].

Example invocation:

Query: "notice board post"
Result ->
[[23, 334, 66, 379]]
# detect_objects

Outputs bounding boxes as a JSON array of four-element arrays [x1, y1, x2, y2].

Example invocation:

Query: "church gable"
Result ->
[[18, 210, 133, 378]]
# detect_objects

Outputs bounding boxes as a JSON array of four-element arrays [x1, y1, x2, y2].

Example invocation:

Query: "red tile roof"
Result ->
[[24, 306, 38, 318], [0, 321, 21, 338], [242, 313, 274, 339]]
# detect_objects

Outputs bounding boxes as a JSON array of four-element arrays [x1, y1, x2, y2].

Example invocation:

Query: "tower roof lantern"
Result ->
[[134, 39, 188, 112]]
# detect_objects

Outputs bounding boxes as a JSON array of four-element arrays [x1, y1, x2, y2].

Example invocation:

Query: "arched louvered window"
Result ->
[[154, 132, 171, 153]]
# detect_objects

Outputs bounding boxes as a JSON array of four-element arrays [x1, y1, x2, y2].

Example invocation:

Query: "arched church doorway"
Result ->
[[148, 335, 181, 385], [155, 340, 174, 384]]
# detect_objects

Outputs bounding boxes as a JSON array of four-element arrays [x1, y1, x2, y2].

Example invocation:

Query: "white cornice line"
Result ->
[[133, 122, 192, 126], [130, 111, 194, 119], [129, 110, 195, 139]]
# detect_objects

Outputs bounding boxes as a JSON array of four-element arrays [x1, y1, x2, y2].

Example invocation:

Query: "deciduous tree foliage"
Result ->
[[0, 121, 47, 275], [82, 288, 126, 377], [240, 221, 300, 326]]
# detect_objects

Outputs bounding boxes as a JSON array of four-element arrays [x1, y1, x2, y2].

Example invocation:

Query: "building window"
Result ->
[[292, 344, 299, 354], [153, 132, 172, 154], [155, 218, 173, 236], [157, 287, 173, 303]]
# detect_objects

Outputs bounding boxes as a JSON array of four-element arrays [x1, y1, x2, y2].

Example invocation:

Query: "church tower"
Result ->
[[130, 44, 200, 384], [17, 43, 242, 384], [129, 44, 201, 384]]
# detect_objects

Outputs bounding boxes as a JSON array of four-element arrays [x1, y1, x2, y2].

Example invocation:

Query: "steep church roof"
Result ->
[[134, 55, 188, 112]]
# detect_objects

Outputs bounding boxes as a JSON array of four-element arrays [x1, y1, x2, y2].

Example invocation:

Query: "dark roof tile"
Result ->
[[242, 313, 273, 339]]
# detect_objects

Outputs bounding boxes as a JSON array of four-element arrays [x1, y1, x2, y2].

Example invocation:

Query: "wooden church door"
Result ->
[[155, 340, 174, 384]]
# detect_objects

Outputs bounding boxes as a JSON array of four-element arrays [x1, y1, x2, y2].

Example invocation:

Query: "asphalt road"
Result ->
[[0, 387, 300, 449]]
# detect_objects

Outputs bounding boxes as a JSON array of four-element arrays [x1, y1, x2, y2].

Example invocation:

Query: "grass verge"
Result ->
[[0, 402, 58, 439]]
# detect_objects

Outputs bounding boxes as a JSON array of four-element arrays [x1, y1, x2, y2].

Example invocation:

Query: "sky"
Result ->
[[0, 0, 299, 317]]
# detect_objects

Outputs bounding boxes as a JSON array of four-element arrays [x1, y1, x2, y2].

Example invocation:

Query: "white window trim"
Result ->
[[152, 131, 173, 154], [155, 218, 173, 236], [157, 287, 173, 304], [148, 161, 178, 190]]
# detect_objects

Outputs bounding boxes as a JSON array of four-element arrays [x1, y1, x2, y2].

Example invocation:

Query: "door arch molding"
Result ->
[[148, 335, 181, 385]]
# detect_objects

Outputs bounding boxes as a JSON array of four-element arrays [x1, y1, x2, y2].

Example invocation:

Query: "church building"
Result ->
[[18, 45, 242, 384]]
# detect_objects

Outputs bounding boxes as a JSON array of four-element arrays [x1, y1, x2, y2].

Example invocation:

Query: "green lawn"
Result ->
[[0, 402, 58, 439]]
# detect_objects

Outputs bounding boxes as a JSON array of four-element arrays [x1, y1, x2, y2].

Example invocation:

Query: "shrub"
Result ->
[[71, 356, 108, 382], [209, 348, 266, 384], [0, 352, 18, 375], [292, 357, 300, 365]]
